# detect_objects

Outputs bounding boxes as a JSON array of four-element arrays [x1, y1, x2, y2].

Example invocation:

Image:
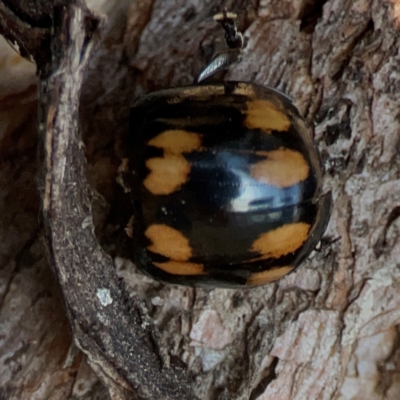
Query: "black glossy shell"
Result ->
[[125, 82, 330, 287]]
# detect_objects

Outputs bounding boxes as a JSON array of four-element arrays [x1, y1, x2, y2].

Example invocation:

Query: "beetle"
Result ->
[[122, 10, 331, 287]]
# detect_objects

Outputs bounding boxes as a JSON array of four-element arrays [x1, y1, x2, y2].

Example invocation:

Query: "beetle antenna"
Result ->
[[196, 10, 243, 83]]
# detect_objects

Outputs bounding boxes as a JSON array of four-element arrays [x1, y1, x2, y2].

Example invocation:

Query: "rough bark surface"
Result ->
[[1, 0, 400, 400]]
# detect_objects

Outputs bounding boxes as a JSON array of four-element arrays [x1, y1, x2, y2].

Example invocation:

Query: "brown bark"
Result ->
[[1, 0, 400, 399]]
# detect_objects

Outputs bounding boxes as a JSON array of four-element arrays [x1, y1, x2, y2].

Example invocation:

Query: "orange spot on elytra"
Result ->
[[247, 266, 293, 285], [251, 222, 310, 259], [145, 224, 192, 261], [148, 130, 202, 154], [144, 130, 202, 195], [245, 100, 291, 132], [153, 261, 204, 275], [250, 148, 309, 188], [144, 155, 190, 195]]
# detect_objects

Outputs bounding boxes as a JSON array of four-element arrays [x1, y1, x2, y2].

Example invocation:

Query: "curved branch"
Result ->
[[0, 1, 48, 61], [0, 0, 198, 398]]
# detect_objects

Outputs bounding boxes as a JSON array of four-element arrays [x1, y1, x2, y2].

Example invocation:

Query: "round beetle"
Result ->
[[123, 10, 331, 287]]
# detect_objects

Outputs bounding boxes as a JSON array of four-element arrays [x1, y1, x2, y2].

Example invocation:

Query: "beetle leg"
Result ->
[[196, 9, 243, 83]]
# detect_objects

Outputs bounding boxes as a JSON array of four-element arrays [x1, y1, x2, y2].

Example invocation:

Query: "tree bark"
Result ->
[[1, 0, 400, 399]]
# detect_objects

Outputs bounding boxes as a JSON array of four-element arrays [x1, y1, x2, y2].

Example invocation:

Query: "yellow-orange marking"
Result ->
[[251, 222, 310, 259], [144, 130, 202, 195], [154, 261, 204, 275], [145, 224, 192, 261], [247, 266, 294, 286], [144, 155, 190, 195], [245, 100, 291, 132], [250, 148, 309, 188], [148, 130, 202, 154]]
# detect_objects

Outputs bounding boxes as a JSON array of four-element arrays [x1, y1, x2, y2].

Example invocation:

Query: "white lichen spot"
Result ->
[[151, 296, 163, 306], [82, 215, 93, 229], [96, 288, 113, 306]]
